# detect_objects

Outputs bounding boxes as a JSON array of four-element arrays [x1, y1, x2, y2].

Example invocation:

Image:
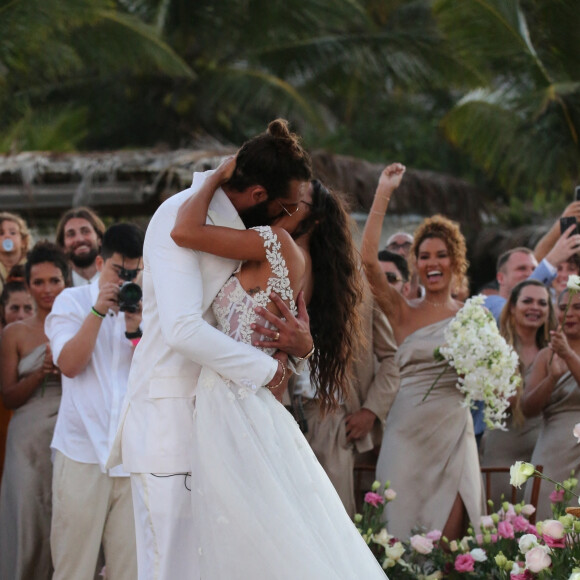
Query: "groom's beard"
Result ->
[[239, 201, 277, 229]]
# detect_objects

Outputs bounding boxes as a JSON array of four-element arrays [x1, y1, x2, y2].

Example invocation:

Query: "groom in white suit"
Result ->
[[108, 120, 315, 579]]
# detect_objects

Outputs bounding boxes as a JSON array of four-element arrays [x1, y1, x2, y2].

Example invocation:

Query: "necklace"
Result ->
[[422, 297, 453, 307]]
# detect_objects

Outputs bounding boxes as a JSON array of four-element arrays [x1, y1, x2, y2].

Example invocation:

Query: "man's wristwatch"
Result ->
[[125, 328, 143, 340]]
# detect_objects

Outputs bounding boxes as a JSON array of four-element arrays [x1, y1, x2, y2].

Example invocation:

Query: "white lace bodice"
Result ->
[[211, 226, 297, 356]]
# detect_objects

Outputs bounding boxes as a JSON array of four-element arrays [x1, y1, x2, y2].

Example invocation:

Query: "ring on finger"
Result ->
[[273, 331, 280, 341]]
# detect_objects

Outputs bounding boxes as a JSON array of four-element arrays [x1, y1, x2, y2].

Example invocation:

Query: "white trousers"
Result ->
[[51, 451, 137, 580], [130, 473, 199, 580]]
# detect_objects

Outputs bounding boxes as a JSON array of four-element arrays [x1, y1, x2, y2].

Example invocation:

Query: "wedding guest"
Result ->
[[521, 289, 580, 520], [480, 279, 556, 506], [46, 223, 143, 580], [0, 242, 68, 580], [551, 254, 580, 302], [0, 212, 31, 295], [294, 284, 399, 516], [0, 268, 35, 484], [362, 163, 484, 541], [0, 267, 34, 332], [55, 207, 105, 286]]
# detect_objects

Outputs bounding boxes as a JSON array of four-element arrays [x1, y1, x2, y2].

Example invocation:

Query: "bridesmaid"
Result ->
[[480, 279, 556, 506], [361, 163, 484, 541], [0, 269, 35, 484], [521, 288, 580, 520], [0, 242, 68, 580]]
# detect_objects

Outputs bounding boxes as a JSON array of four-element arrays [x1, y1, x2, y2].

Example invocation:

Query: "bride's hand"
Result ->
[[376, 163, 405, 200], [212, 155, 237, 185]]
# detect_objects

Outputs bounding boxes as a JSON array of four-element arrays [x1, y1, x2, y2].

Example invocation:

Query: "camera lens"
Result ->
[[118, 282, 142, 313]]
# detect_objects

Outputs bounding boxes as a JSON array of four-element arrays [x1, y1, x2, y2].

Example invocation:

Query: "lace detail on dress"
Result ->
[[209, 226, 296, 399]]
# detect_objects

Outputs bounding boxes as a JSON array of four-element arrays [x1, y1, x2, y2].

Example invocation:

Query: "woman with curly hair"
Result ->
[[169, 137, 386, 576], [481, 279, 556, 506], [0, 212, 31, 296], [361, 163, 484, 541]]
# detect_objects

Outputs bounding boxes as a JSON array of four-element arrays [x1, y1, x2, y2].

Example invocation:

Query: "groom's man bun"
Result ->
[[227, 118, 312, 201]]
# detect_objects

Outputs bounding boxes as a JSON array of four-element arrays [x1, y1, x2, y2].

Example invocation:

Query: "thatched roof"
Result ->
[[0, 148, 489, 234]]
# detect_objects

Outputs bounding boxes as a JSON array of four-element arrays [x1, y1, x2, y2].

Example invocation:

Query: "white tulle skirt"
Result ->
[[191, 367, 387, 579]]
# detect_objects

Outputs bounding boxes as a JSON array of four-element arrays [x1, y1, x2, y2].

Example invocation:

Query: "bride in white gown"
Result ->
[[171, 159, 387, 579]]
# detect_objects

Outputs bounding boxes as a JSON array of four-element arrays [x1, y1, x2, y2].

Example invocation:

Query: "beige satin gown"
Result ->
[[0, 344, 61, 580], [527, 371, 580, 521], [376, 318, 484, 539]]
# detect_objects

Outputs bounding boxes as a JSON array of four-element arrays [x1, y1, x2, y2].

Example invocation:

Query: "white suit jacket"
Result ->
[[108, 171, 278, 473]]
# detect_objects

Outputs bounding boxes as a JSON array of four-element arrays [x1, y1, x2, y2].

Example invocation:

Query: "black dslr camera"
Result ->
[[118, 282, 142, 313]]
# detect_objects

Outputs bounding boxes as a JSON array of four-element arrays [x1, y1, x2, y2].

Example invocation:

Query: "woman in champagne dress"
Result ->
[[521, 289, 580, 520], [171, 148, 388, 578], [0, 242, 68, 580], [481, 279, 556, 507], [361, 164, 484, 541]]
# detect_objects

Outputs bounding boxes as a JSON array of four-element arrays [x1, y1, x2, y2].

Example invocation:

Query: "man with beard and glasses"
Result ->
[[107, 119, 316, 580], [55, 207, 105, 286]]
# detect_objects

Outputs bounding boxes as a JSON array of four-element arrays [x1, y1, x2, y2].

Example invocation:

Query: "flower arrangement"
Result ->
[[426, 294, 520, 430], [356, 470, 580, 579]]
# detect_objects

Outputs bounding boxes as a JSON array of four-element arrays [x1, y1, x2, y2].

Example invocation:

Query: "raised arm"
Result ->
[[534, 202, 580, 262], [361, 163, 408, 328]]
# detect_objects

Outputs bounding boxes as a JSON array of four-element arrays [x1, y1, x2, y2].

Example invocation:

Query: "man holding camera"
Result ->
[[46, 223, 144, 580]]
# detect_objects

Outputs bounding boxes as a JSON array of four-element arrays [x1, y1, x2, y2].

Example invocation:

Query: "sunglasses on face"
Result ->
[[112, 263, 142, 281], [385, 271, 403, 284], [276, 200, 301, 217]]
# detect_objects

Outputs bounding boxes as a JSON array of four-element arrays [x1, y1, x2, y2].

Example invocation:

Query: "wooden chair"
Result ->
[[481, 465, 543, 524]]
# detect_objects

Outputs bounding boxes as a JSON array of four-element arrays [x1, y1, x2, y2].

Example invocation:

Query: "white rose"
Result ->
[[542, 519, 565, 539], [567, 275, 580, 292], [470, 548, 487, 562], [568, 572, 580, 580], [510, 461, 535, 488], [385, 541, 405, 561], [372, 528, 391, 548], [520, 504, 536, 516], [518, 533, 539, 554], [574, 423, 580, 444], [384, 488, 397, 501], [410, 534, 434, 555], [525, 545, 552, 573]]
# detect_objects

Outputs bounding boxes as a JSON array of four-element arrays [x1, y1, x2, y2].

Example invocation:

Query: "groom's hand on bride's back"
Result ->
[[251, 291, 313, 358]]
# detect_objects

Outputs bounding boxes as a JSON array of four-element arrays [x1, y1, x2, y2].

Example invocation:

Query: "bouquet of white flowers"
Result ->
[[429, 294, 520, 430]]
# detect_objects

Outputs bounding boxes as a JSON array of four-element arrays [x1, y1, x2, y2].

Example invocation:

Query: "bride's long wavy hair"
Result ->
[[292, 180, 363, 412]]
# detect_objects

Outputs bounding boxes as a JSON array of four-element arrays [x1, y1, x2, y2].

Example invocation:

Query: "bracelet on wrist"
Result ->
[[267, 361, 287, 390], [91, 306, 106, 319], [294, 342, 315, 362], [125, 328, 143, 340]]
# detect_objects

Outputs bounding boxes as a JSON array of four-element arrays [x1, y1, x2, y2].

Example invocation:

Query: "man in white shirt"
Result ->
[[46, 223, 144, 580], [55, 206, 105, 286], [108, 120, 315, 580]]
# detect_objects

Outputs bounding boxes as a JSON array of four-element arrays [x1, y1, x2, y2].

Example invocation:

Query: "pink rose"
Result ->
[[512, 515, 530, 533], [525, 546, 551, 573], [410, 534, 434, 554], [364, 492, 384, 507], [425, 529, 442, 541], [498, 520, 515, 539], [542, 519, 565, 540], [549, 489, 565, 503], [454, 553, 475, 573], [543, 534, 565, 548], [490, 534, 498, 543]]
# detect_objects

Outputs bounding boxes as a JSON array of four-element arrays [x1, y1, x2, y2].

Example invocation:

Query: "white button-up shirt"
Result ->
[[46, 280, 134, 477]]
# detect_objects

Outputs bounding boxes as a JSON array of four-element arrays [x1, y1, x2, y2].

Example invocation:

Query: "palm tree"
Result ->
[[434, 0, 580, 200], [0, 0, 192, 152]]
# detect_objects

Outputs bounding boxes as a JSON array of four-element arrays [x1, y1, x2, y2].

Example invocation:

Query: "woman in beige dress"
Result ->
[[361, 163, 484, 541], [481, 279, 556, 506], [0, 242, 68, 580], [521, 289, 580, 520]]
